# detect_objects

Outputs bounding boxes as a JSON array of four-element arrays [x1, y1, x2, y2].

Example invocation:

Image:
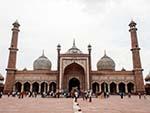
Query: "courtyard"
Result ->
[[0, 95, 149, 113]]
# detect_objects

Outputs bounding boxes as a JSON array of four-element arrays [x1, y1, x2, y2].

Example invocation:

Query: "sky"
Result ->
[[0, 0, 150, 82]]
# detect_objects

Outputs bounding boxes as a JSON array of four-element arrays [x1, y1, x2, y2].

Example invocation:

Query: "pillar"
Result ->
[[129, 20, 145, 93], [4, 21, 20, 94], [134, 85, 136, 93], [108, 83, 110, 93], [125, 84, 128, 93], [13, 85, 15, 92], [57, 44, 61, 90], [88, 44, 92, 89], [21, 84, 23, 92], [117, 84, 119, 93], [47, 84, 50, 92], [39, 84, 41, 93], [99, 84, 101, 92], [30, 84, 32, 92], [44, 83, 46, 92]]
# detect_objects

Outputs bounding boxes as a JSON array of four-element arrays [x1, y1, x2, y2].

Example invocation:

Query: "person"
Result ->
[[89, 90, 92, 102], [128, 92, 131, 98], [74, 91, 78, 102], [106, 92, 109, 98], [34, 92, 37, 98], [143, 93, 146, 99], [7, 92, 11, 97], [20, 92, 23, 98], [28, 91, 32, 97], [0, 92, 2, 98], [57, 91, 60, 98], [104, 92, 106, 98], [120, 92, 123, 99], [81, 90, 85, 100], [138, 92, 141, 99], [85, 91, 88, 100]]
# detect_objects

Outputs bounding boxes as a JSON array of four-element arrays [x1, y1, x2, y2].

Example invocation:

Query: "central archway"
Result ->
[[69, 78, 80, 92], [63, 63, 85, 91]]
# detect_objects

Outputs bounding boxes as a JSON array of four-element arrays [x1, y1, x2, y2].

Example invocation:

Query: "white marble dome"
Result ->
[[33, 52, 51, 70], [97, 52, 115, 71]]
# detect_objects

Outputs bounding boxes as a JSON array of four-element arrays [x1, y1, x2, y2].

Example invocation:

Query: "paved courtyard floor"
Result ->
[[0, 95, 149, 113], [78, 95, 150, 113]]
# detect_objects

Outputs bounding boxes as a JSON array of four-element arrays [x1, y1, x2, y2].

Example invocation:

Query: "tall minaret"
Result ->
[[129, 20, 145, 93], [88, 44, 92, 89], [4, 21, 20, 94], [57, 44, 61, 91]]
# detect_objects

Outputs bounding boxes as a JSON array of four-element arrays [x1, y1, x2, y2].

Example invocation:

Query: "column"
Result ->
[[30, 84, 32, 92], [44, 83, 46, 92], [57, 44, 61, 90], [134, 85, 136, 93], [108, 84, 110, 93], [21, 84, 24, 92], [47, 83, 50, 92], [13, 85, 15, 92], [39, 84, 41, 93], [117, 84, 119, 93], [99, 84, 101, 92], [125, 84, 128, 93], [129, 20, 145, 92], [4, 21, 20, 94]]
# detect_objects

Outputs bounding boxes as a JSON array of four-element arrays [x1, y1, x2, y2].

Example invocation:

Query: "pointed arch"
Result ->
[[101, 82, 108, 92], [63, 62, 85, 91], [119, 82, 125, 93], [49, 82, 57, 93], [110, 82, 117, 94], [92, 82, 99, 93], [41, 82, 48, 93], [127, 82, 134, 93], [15, 82, 22, 92], [32, 82, 39, 93], [24, 82, 30, 92]]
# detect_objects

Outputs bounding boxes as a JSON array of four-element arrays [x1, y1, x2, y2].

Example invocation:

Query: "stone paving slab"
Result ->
[[0, 95, 150, 113], [0, 96, 73, 113], [78, 95, 150, 113]]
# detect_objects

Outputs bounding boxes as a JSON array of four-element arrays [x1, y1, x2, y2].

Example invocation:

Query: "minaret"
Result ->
[[57, 44, 61, 91], [88, 44, 92, 89], [129, 20, 145, 93], [4, 21, 20, 94]]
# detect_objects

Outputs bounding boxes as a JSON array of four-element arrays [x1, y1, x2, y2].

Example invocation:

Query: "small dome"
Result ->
[[145, 72, 150, 81], [97, 52, 115, 71], [0, 73, 4, 80], [66, 39, 82, 54], [33, 51, 51, 70]]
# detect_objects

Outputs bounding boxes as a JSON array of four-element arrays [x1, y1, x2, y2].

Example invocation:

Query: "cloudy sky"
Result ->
[[0, 0, 150, 81]]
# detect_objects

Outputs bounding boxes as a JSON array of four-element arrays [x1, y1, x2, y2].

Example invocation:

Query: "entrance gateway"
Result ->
[[69, 78, 80, 92], [62, 62, 87, 92]]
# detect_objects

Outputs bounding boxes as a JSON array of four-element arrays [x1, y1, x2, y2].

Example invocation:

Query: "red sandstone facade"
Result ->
[[4, 20, 145, 94]]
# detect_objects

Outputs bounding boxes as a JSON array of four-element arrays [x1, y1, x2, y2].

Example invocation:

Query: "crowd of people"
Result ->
[[0, 90, 148, 100]]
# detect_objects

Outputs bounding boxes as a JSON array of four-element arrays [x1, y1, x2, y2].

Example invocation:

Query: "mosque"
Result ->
[[4, 20, 145, 94]]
